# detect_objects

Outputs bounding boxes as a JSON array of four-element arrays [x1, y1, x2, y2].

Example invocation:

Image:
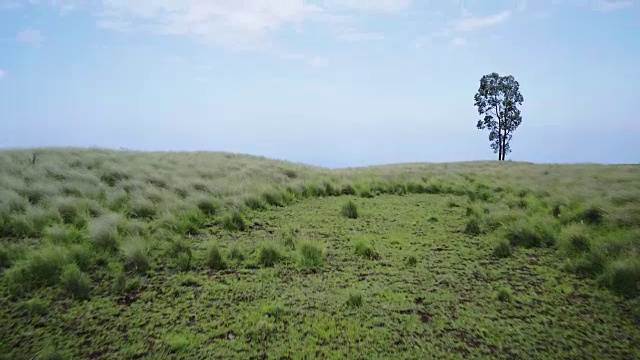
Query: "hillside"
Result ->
[[1, 148, 639, 359]]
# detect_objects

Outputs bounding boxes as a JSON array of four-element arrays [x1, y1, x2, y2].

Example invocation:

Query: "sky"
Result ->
[[0, 0, 638, 167]]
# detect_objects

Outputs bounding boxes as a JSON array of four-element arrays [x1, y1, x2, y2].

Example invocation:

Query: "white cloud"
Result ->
[[597, 0, 634, 11], [0, 69, 5, 79], [16, 28, 44, 46], [96, 0, 322, 49], [451, 36, 467, 46], [453, 10, 512, 32], [416, 10, 511, 50]]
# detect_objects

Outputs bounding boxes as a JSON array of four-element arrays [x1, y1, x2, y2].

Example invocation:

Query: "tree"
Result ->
[[474, 72, 524, 161]]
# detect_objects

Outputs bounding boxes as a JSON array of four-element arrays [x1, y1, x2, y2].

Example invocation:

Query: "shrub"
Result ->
[[44, 224, 85, 244], [346, 292, 363, 308], [602, 259, 640, 297], [464, 217, 481, 236], [341, 201, 359, 219], [206, 244, 227, 271], [89, 215, 119, 250], [492, 239, 511, 258], [60, 263, 91, 300], [128, 197, 157, 219], [122, 239, 151, 274], [299, 242, 324, 269], [406, 256, 418, 267], [580, 206, 605, 225], [495, 287, 513, 302], [354, 240, 378, 260], [220, 211, 245, 231], [259, 244, 284, 267], [194, 196, 222, 216]]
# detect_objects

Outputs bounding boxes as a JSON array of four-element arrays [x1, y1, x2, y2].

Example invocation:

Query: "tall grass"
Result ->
[[0, 148, 639, 299]]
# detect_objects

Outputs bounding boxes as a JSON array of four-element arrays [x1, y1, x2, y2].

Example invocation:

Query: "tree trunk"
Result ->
[[496, 104, 503, 161]]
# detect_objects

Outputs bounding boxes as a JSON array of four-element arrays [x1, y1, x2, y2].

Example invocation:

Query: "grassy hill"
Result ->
[[1, 148, 639, 359]]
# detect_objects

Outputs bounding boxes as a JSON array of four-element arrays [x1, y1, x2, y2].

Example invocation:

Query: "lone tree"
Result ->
[[474, 72, 524, 161]]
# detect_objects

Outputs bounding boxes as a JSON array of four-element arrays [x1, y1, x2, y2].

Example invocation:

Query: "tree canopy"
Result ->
[[474, 72, 524, 161]]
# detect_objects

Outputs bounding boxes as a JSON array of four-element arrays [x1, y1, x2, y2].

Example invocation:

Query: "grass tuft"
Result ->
[[259, 244, 284, 267], [220, 211, 245, 231], [492, 239, 512, 258], [464, 217, 482, 236], [406, 255, 418, 267], [121, 239, 151, 274], [602, 258, 640, 298], [229, 245, 246, 262], [89, 214, 120, 250], [60, 263, 91, 300], [495, 287, 513, 302], [298, 241, 324, 269], [206, 243, 227, 271], [341, 200, 359, 219], [354, 239, 378, 260], [194, 196, 222, 216], [346, 292, 363, 308], [580, 206, 606, 225], [506, 219, 557, 248]]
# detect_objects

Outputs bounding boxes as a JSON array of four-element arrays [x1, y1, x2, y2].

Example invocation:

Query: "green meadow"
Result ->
[[1, 148, 639, 359]]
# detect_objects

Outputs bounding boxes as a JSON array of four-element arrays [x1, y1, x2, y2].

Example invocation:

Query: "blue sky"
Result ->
[[0, 0, 638, 167]]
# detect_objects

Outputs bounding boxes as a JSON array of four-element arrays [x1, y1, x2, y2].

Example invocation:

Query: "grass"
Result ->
[[346, 292, 363, 308], [341, 200, 359, 219], [220, 211, 245, 231], [354, 239, 378, 260], [206, 243, 227, 271], [88, 214, 119, 250], [59, 263, 91, 300], [258, 244, 284, 267], [492, 239, 512, 258], [121, 238, 151, 274], [1, 149, 640, 358], [298, 241, 324, 269]]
